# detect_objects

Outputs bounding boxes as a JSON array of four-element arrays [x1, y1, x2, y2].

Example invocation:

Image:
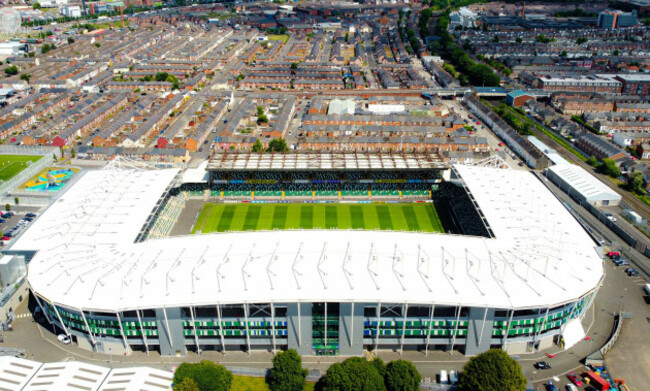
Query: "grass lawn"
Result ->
[[192, 203, 444, 234], [231, 376, 315, 391], [267, 34, 290, 44], [0, 155, 42, 182]]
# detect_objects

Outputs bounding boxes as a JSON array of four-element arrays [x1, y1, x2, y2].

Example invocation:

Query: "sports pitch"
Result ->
[[0, 155, 42, 182], [192, 203, 445, 233]]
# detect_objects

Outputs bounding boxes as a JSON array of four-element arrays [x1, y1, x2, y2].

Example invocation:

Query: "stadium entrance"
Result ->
[[312, 303, 340, 356]]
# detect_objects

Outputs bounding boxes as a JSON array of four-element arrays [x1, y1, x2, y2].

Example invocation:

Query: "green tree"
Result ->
[[384, 360, 421, 391], [237, 73, 245, 81], [33, 2, 41, 9], [71, 147, 76, 158], [515, 37, 522, 43], [267, 138, 288, 152], [597, 158, 620, 178], [613, 49, 620, 56], [626, 171, 645, 195], [560, 50, 568, 57], [576, 37, 588, 44], [4, 66, 19, 76], [459, 349, 526, 391], [257, 114, 269, 124], [291, 62, 299, 70], [5, 204, 10, 212], [371, 357, 386, 378], [587, 156, 598, 166], [94, 42, 101, 48], [252, 139, 264, 152], [20, 73, 31, 83], [13, 197, 19, 205], [155, 72, 170, 82], [173, 361, 232, 391], [267, 349, 307, 391], [67, 37, 75, 44], [175, 377, 199, 391], [257, 105, 265, 116], [320, 357, 386, 391]]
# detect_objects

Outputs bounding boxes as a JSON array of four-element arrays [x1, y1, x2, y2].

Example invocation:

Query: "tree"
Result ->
[[576, 37, 588, 44], [459, 349, 526, 391], [252, 139, 264, 152], [560, 50, 568, 57], [172, 361, 232, 391], [290, 62, 299, 70], [71, 147, 76, 158], [267, 138, 288, 153], [14, 197, 19, 205], [626, 171, 645, 195], [5, 204, 10, 212], [320, 357, 386, 391], [237, 73, 245, 81], [67, 37, 75, 44], [175, 378, 199, 391], [94, 42, 101, 48], [515, 37, 522, 43], [257, 113, 269, 124], [613, 49, 620, 56], [384, 360, 421, 391], [33, 2, 41, 9], [587, 156, 598, 166], [4, 66, 19, 76], [267, 349, 307, 391], [155, 72, 169, 82], [597, 158, 620, 178]]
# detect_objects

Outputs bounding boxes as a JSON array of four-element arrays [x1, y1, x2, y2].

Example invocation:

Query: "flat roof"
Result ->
[[206, 152, 446, 171], [547, 163, 622, 203], [21, 163, 603, 312]]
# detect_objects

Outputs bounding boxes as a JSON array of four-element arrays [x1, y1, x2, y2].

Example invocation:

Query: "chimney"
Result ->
[[522, 2, 525, 19]]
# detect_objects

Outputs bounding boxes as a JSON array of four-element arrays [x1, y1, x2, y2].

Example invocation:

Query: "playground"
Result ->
[[20, 167, 79, 193]]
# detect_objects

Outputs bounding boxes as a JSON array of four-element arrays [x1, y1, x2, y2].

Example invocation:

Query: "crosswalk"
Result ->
[[15, 313, 32, 319]]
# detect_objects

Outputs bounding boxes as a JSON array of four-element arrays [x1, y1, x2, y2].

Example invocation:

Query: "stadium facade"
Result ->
[[9, 158, 603, 357]]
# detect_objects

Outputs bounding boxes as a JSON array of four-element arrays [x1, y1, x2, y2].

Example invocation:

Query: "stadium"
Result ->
[[8, 152, 603, 357]]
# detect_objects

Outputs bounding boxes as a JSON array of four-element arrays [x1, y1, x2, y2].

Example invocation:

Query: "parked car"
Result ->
[[57, 334, 71, 344], [626, 268, 640, 277], [613, 259, 629, 266], [546, 380, 557, 391], [567, 372, 582, 387], [604, 212, 616, 222], [565, 384, 578, 391], [607, 251, 620, 258], [534, 361, 552, 369]]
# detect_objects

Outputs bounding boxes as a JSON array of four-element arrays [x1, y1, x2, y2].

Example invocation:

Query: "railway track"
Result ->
[[531, 126, 650, 222]]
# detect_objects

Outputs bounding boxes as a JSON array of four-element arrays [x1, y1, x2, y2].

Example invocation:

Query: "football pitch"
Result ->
[[0, 155, 42, 182], [192, 203, 445, 233]]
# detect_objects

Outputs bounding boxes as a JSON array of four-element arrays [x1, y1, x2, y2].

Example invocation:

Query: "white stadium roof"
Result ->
[[17, 163, 603, 312]]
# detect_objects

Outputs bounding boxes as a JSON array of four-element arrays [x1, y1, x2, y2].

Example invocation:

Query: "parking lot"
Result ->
[[0, 205, 40, 248]]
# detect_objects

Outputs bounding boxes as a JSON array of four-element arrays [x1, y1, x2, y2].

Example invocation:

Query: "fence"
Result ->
[[0, 154, 54, 196], [0, 145, 59, 158], [599, 313, 623, 356]]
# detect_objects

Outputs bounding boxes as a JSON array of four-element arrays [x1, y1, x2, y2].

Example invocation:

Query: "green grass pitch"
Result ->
[[0, 155, 42, 182], [192, 203, 445, 234]]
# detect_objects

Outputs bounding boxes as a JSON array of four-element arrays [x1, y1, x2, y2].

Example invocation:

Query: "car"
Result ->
[[607, 251, 620, 258], [546, 380, 557, 391], [534, 361, 552, 369], [567, 372, 582, 386], [57, 334, 71, 344], [565, 384, 578, 391], [627, 269, 640, 277], [1, 236, 8, 241], [26, 213, 36, 218], [604, 212, 617, 222], [613, 259, 629, 266]]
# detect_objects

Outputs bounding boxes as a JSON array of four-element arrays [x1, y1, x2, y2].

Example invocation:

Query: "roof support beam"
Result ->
[[271, 302, 276, 354], [116, 311, 129, 352], [400, 303, 408, 355], [189, 306, 201, 355], [80, 309, 97, 350], [216, 304, 226, 353], [136, 309, 149, 356], [52, 304, 70, 339], [374, 302, 381, 352], [425, 304, 435, 357], [33, 294, 52, 324], [244, 303, 251, 355], [162, 307, 173, 347], [450, 305, 462, 355]]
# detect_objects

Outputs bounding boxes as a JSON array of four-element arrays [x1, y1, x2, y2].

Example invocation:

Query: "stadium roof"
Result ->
[[206, 152, 446, 171], [17, 163, 603, 312]]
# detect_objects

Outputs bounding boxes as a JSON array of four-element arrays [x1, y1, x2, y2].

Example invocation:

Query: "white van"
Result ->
[[644, 283, 650, 296], [449, 370, 458, 384], [439, 370, 448, 385]]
